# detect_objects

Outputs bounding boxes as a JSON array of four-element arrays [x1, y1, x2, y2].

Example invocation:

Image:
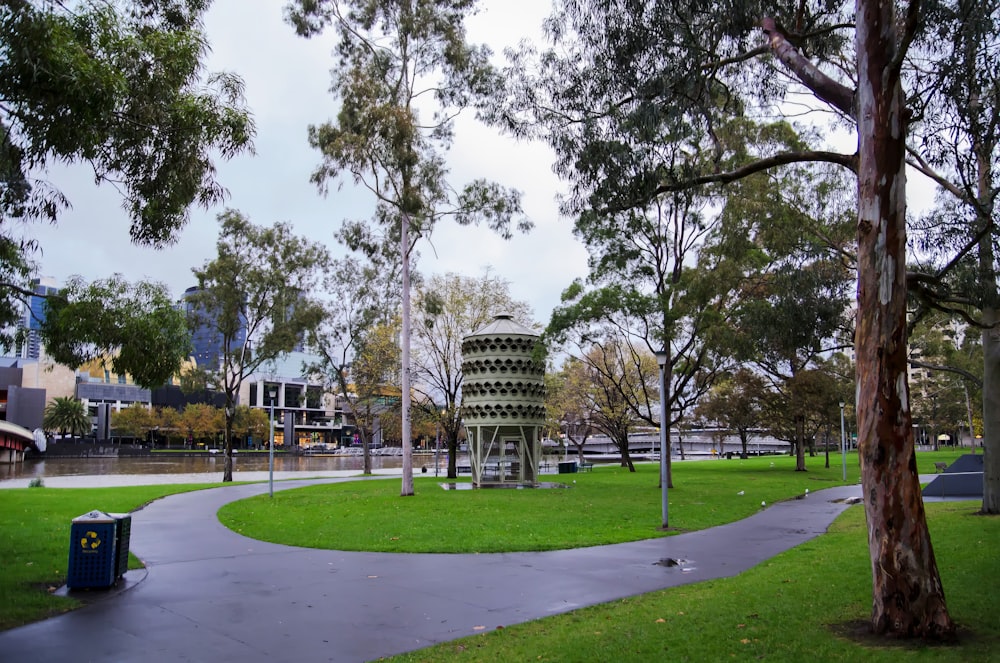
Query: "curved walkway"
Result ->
[[0, 477, 864, 662]]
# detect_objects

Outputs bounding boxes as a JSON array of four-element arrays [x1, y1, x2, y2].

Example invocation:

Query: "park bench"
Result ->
[[457, 465, 472, 475], [579, 461, 594, 472], [934, 462, 948, 473]]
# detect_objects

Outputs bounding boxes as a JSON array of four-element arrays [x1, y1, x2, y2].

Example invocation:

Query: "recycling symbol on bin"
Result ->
[[79, 530, 101, 551]]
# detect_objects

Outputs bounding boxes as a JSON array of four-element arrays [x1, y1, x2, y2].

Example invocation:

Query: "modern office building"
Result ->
[[182, 286, 248, 369], [243, 352, 352, 450], [19, 277, 59, 360]]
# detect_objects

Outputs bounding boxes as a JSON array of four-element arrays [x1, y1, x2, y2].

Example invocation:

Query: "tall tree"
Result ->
[[908, 315, 983, 447], [0, 0, 253, 350], [571, 337, 656, 472], [695, 368, 769, 459], [286, 0, 531, 496], [42, 396, 89, 439], [411, 270, 534, 478], [39, 275, 191, 388], [493, 0, 954, 637], [707, 158, 855, 470], [904, 0, 999, 513], [348, 318, 404, 464], [546, 191, 731, 491], [732, 259, 854, 470], [545, 357, 598, 462], [189, 210, 328, 482], [307, 255, 400, 474]]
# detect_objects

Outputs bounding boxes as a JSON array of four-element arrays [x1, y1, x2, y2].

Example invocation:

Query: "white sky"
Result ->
[[25, 0, 587, 326]]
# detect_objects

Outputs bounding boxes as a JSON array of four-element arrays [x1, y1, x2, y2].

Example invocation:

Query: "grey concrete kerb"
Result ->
[[0, 477, 864, 663]]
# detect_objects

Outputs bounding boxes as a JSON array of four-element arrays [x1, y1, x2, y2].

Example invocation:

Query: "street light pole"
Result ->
[[655, 349, 669, 529], [839, 400, 847, 483], [269, 385, 277, 498]]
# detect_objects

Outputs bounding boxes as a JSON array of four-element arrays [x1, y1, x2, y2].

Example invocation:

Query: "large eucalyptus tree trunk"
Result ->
[[977, 147, 1000, 514], [982, 310, 1000, 512], [854, 0, 953, 638]]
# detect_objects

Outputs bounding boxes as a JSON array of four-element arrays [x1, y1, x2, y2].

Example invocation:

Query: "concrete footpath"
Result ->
[[0, 476, 865, 662]]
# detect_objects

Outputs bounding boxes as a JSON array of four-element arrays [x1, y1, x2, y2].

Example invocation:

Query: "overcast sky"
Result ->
[[26, 0, 588, 326]]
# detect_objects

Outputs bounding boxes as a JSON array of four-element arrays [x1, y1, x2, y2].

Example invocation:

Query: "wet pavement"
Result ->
[[0, 473, 867, 662]]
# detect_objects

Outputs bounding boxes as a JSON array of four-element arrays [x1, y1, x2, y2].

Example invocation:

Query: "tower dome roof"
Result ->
[[467, 314, 538, 339]]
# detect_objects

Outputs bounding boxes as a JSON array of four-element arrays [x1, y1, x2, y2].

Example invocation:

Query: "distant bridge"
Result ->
[[556, 430, 793, 458]]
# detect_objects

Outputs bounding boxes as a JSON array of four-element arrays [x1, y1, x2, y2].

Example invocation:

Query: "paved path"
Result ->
[[0, 477, 865, 662]]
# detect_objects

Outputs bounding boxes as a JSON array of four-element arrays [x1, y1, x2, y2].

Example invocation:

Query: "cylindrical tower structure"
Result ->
[[461, 314, 545, 486]]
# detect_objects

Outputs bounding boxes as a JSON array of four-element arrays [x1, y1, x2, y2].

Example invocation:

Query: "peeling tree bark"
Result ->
[[762, 0, 955, 639], [854, 0, 953, 638]]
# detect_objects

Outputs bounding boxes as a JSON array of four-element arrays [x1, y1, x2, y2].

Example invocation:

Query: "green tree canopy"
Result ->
[[0, 0, 254, 351], [189, 209, 328, 481], [40, 274, 191, 388]]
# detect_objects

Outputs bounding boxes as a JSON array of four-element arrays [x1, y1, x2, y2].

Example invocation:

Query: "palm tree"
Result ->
[[43, 397, 90, 439]]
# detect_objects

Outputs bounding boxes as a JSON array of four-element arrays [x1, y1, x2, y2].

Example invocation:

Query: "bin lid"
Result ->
[[72, 510, 116, 524]]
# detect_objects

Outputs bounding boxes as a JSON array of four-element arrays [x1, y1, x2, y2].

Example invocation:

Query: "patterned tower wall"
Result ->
[[461, 330, 545, 426]]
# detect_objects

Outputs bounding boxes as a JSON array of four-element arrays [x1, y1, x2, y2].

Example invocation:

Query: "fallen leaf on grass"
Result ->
[[741, 639, 751, 644], [655, 618, 666, 623]]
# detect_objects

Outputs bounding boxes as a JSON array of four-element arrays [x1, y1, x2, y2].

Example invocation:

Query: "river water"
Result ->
[[0, 453, 454, 488]]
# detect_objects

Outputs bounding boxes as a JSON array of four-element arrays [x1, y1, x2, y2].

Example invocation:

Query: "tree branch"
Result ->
[[760, 17, 856, 118], [653, 149, 856, 197], [905, 147, 971, 205], [907, 358, 982, 388], [890, 0, 922, 76]]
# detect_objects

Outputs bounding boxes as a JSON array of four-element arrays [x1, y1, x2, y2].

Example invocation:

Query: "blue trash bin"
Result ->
[[107, 512, 132, 580], [67, 511, 118, 589]]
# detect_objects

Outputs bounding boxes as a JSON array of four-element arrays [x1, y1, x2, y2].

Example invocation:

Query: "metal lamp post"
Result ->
[[655, 349, 669, 529], [839, 400, 847, 482], [268, 385, 277, 498]]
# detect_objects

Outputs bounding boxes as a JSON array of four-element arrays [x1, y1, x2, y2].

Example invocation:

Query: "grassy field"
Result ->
[[0, 447, 992, 662], [390, 499, 998, 662], [217, 449, 967, 553], [0, 483, 219, 630]]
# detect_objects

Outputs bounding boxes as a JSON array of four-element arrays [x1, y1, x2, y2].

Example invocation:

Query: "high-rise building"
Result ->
[[20, 277, 59, 360], [182, 286, 248, 368]]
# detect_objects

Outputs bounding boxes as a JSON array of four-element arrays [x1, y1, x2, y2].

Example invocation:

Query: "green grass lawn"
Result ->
[[390, 500, 998, 662], [217, 450, 968, 553], [0, 483, 219, 630]]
